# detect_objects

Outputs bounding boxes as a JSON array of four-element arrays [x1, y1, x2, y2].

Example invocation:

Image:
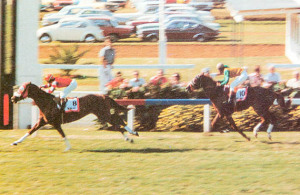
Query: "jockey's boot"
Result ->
[[60, 98, 67, 113], [53, 97, 61, 108], [228, 91, 236, 105]]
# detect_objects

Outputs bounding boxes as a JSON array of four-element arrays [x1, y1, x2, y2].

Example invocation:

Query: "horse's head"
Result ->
[[11, 82, 31, 103], [186, 74, 216, 92]]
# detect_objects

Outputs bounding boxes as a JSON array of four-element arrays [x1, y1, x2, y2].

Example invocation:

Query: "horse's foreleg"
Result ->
[[211, 113, 225, 132], [11, 117, 46, 146], [53, 124, 71, 151], [226, 116, 250, 141]]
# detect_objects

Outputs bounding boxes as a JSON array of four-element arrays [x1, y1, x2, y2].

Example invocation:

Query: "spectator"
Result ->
[[248, 65, 264, 87], [170, 73, 185, 88], [216, 63, 248, 104], [98, 36, 115, 94], [283, 71, 300, 98], [263, 65, 281, 88], [149, 69, 168, 86], [129, 70, 146, 90], [105, 71, 124, 90], [40, 74, 77, 111], [286, 71, 300, 89]]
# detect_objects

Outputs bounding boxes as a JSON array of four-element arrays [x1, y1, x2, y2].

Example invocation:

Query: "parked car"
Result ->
[[165, 14, 220, 30], [52, 0, 74, 10], [78, 0, 119, 12], [187, 0, 214, 11], [87, 17, 134, 42], [107, 0, 127, 8], [137, 20, 218, 42], [37, 18, 105, 43], [136, 23, 159, 35], [42, 5, 92, 26], [74, 8, 115, 18], [126, 15, 158, 32]]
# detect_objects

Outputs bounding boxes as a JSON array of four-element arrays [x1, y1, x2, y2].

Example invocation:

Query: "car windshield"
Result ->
[[60, 20, 82, 28]]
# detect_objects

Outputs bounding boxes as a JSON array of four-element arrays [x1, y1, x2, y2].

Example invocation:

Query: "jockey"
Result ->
[[40, 74, 78, 110], [216, 63, 248, 104]]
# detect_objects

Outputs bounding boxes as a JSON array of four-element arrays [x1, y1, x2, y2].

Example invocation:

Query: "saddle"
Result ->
[[223, 86, 248, 102], [53, 97, 80, 113]]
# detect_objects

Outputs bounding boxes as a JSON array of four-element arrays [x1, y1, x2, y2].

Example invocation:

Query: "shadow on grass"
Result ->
[[260, 141, 300, 145], [82, 148, 193, 153]]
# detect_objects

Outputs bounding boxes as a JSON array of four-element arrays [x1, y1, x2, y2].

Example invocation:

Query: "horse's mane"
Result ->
[[29, 83, 56, 99]]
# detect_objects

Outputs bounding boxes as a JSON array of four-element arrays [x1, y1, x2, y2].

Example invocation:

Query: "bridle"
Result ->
[[13, 82, 30, 100]]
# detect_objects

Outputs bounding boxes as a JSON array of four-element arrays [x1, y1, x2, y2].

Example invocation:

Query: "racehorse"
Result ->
[[186, 74, 291, 141], [11, 82, 138, 151]]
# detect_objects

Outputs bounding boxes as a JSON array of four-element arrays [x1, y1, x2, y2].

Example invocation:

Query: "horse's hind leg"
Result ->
[[265, 112, 276, 140], [111, 113, 139, 136], [53, 124, 71, 151], [11, 117, 47, 146], [253, 117, 265, 138], [226, 116, 250, 141]]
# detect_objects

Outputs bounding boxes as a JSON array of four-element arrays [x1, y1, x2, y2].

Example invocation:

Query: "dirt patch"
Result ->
[[39, 44, 285, 59]]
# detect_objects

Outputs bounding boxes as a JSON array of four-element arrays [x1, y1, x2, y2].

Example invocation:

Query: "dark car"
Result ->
[[137, 20, 219, 42], [88, 17, 135, 42]]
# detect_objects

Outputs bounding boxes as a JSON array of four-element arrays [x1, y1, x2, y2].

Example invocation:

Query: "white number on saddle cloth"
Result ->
[[236, 88, 248, 102], [65, 98, 80, 113]]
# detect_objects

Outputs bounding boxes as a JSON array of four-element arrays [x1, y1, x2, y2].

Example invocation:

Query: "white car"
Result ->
[[42, 5, 93, 26], [37, 18, 105, 43]]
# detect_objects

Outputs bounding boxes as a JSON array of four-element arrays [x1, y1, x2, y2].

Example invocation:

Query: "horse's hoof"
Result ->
[[268, 134, 272, 141], [130, 139, 134, 143], [11, 142, 18, 146], [254, 133, 258, 138], [133, 131, 139, 137], [247, 137, 251, 141], [64, 147, 71, 152]]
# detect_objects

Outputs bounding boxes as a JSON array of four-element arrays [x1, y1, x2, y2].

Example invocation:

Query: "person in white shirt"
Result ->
[[263, 66, 281, 88], [98, 36, 115, 94], [282, 71, 300, 99], [286, 71, 300, 89], [128, 70, 146, 92]]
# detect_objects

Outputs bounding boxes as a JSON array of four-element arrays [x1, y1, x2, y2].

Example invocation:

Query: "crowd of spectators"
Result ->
[[105, 69, 188, 99]]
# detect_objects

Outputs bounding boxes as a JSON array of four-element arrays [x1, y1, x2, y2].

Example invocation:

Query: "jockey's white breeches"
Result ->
[[60, 79, 77, 98], [229, 69, 248, 91]]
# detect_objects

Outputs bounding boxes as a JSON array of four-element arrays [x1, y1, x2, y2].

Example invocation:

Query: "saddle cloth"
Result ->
[[65, 98, 80, 113], [235, 87, 248, 102]]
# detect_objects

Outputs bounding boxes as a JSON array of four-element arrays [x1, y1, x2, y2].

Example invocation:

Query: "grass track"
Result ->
[[0, 129, 299, 194]]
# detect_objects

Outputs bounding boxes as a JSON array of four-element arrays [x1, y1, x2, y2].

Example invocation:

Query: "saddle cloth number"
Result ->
[[65, 98, 80, 113], [236, 88, 247, 102]]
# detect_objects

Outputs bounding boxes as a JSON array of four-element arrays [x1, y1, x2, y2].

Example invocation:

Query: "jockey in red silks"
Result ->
[[40, 74, 77, 110]]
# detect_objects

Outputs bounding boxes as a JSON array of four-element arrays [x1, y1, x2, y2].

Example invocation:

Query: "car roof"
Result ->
[[86, 16, 111, 20], [61, 5, 93, 10], [59, 17, 92, 23], [167, 19, 200, 24]]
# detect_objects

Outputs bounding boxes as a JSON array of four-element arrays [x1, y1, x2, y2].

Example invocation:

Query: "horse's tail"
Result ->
[[275, 92, 291, 110], [107, 96, 128, 113]]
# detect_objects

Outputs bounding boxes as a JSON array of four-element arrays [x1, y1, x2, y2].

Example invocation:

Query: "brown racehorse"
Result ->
[[11, 82, 138, 151], [186, 74, 291, 141]]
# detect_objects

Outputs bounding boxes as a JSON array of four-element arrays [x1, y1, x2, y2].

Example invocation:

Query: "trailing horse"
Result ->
[[11, 82, 138, 151], [186, 74, 291, 141]]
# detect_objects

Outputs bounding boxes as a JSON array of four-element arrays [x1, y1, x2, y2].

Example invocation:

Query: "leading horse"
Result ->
[[11, 82, 138, 151], [186, 74, 291, 141]]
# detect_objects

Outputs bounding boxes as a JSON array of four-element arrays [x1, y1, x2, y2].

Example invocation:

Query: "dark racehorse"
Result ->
[[11, 82, 138, 151], [186, 74, 291, 141]]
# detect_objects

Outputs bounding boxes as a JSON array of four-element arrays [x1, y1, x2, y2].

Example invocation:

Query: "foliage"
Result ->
[[46, 45, 90, 76]]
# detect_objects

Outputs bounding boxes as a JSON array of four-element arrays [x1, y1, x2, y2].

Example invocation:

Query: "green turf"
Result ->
[[0, 129, 299, 194]]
